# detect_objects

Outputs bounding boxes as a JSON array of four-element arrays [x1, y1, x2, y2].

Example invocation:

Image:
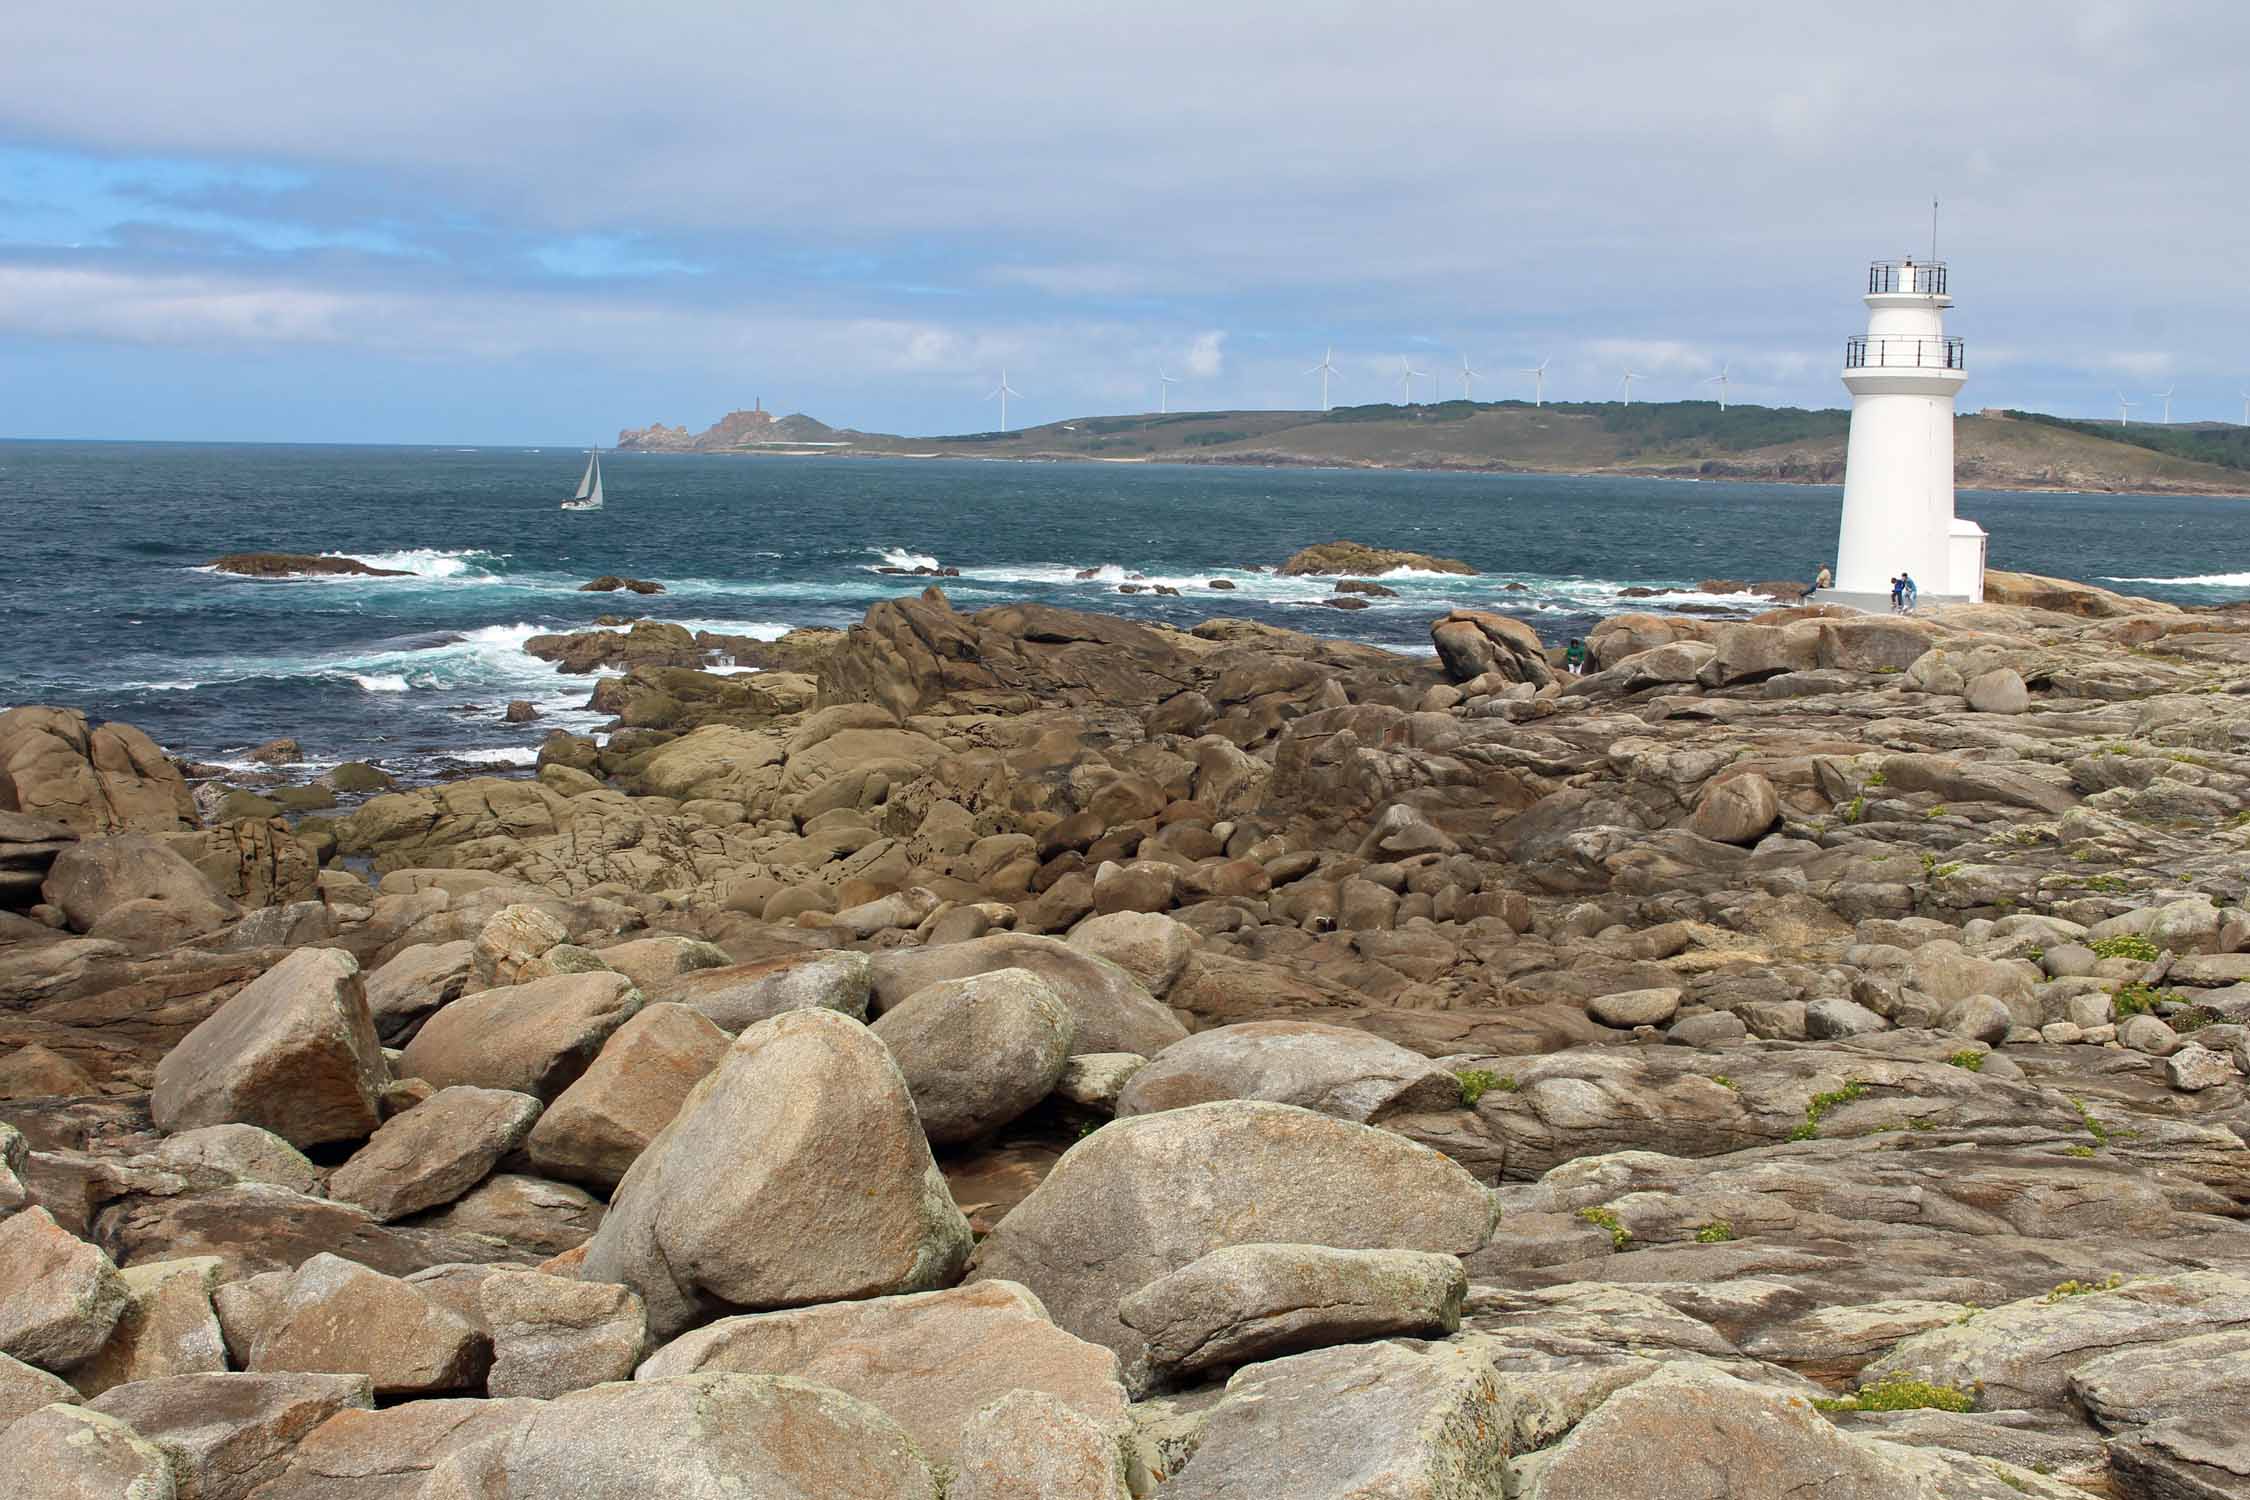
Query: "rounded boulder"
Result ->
[[869, 969, 1078, 1145]]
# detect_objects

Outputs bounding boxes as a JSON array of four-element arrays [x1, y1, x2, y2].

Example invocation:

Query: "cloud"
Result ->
[[3, 1, 2249, 436], [1183, 331, 1224, 379]]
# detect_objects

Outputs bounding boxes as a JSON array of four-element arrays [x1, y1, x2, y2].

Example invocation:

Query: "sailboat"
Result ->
[[561, 449, 605, 511]]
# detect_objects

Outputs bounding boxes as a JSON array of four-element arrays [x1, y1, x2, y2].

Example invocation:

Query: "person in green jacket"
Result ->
[[1564, 638, 1587, 675]]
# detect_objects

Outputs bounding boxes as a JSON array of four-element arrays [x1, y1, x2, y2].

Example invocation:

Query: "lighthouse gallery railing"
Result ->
[[1845, 335, 1965, 371], [1868, 261, 1948, 296]]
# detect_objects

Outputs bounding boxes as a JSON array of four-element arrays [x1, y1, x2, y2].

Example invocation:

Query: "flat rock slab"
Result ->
[[416, 1372, 938, 1499], [87, 1370, 373, 1500], [968, 1100, 1496, 1369], [1866, 1270, 2250, 1408], [1119, 1243, 1466, 1389], [580, 1007, 971, 1343], [327, 1086, 542, 1222], [636, 1280, 1125, 1467], [151, 948, 387, 1149], [1116, 1020, 1461, 1125], [1513, 1362, 2073, 1500]]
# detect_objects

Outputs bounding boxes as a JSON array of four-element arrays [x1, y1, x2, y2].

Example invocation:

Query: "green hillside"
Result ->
[[640, 399, 2250, 495]]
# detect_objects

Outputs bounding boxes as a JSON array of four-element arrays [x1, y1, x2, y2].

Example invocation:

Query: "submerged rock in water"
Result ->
[[1276, 540, 1476, 576], [208, 552, 411, 578]]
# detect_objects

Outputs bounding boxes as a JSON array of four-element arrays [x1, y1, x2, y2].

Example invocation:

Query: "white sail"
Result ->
[[562, 449, 605, 510]]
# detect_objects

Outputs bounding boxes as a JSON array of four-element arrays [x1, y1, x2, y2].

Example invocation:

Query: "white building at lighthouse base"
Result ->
[[1828, 258, 1985, 607]]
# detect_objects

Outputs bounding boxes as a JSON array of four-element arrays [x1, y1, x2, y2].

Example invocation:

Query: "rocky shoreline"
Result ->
[[2, 563, 2248, 1496]]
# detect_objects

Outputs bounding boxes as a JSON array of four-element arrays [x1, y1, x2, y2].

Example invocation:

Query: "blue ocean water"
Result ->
[[2, 441, 2245, 780]]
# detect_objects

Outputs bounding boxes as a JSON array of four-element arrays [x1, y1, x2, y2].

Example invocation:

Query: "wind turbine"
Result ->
[[1158, 372, 1177, 415], [2115, 390, 2137, 427], [1306, 347, 1342, 412], [2153, 385, 2176, 424], [1459, 353, 1483, 402], [1522, 357, 1550, 407], [987, 370, 1021, 432], [1400, 356, 1428, 405], [2241, 386, 2249, 428], [1704, 363, 1731, 412], [1619, 369, 1641, 406]]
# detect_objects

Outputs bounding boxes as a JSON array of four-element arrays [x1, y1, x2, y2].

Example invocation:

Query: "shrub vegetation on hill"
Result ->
[[2001, 410, 2250, 473]]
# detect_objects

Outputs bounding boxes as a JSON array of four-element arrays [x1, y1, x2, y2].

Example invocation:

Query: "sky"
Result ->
[[2, 0, 2244, 444]]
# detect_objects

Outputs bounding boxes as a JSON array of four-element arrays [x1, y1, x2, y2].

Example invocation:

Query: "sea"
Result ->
[[2, 441, 2245, 785]]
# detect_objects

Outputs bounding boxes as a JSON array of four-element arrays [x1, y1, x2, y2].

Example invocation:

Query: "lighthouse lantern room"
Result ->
[[1832, 257, 1985, 605]]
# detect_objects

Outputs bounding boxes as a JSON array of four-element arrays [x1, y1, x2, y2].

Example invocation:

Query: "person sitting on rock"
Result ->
[[1813, 564, 1832, 592], [1564, 638, 1587, 675]]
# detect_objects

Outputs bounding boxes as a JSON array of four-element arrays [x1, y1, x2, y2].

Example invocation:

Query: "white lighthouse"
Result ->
[[1832, 258, 1986, 605]]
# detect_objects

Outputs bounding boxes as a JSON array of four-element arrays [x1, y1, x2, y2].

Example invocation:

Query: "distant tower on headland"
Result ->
[[1833, 256, 1986, 604]]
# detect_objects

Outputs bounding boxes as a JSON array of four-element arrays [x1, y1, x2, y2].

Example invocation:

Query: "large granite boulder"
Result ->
[[579, 1008, 973, 1343], [1161, 1341, 1511, 1500], [1430, 610, 1553, 687], [326, 1087, 543, 1222], [248, 1254, 488, 1396], [0, 706, 198, 834], [221, 1397, 540, 1500], [363, 940, 475, 1044], [151, 948, 388, 1149], [0, 1405, 179, 1500], [1116, 1020, 1460, 1125], [416, 1372, 938, 1499], [0, 1206, 129, 1369], [42, 832, 240, 943], [869, 968, 1077, 1144], [636, 1280, 1126, 1468], [61, 1255, 228, 1396], [86, 1371, 373, 1500], [1118, 1243, 1467, 1388], [525, 1003, 729, 1189], [951, 1389, 1132, 1500], [645, 950, 873, 1031], [481, 1269, 645, 1399], [867, 933, 1188, 1058], [967, 1100, 1495, 1367], [396, 970, 642, 1100]]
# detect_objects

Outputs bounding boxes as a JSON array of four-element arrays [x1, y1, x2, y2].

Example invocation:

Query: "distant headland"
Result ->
[[612, 400, 2250, 496]]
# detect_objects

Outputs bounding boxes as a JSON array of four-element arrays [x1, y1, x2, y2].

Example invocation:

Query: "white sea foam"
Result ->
[[344, 673, 411, 693], [865, 546, 941, 571], [2101, 572, 2250, 587], [320, 548, 505, 581], [452, 746, 540, 767]]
